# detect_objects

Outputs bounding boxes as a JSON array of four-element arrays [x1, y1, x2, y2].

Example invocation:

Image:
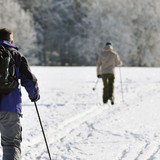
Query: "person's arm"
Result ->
[[115, 53, 122, 66], [19, 56, 40, 102]]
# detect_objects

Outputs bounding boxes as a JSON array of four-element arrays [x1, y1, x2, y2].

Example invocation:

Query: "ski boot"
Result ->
[[103, 98, 108, 104], [109, 97, 114, 105]]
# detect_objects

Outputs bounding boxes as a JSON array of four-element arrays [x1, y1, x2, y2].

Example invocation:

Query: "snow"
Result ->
[[1, 66, 160, 160]]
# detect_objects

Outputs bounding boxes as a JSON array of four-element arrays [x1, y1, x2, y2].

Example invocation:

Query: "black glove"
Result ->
[[31, 94, 40, 102], [97, 75, 101, 78]]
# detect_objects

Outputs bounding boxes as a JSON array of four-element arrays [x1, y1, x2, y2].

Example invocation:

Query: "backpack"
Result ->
[[0, 45, 18, 94]]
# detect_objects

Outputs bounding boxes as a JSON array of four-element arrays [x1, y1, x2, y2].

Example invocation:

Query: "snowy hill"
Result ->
[[1, 67, 159, 160]]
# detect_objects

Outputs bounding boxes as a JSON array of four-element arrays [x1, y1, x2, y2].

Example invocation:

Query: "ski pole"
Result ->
[[92, 78, 99, 91], [34, 102, 52, 160], [119, 67, 124, 103]]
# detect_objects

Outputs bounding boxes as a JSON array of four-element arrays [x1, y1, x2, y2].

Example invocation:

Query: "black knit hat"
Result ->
[[106, 42, 112, 46]]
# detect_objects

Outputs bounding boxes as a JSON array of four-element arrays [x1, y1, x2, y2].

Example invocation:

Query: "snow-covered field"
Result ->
[[2, 67, 160, 160]]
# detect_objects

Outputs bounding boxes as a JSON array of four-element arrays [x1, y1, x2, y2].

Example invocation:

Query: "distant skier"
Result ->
[[96, 42, 122, 105]]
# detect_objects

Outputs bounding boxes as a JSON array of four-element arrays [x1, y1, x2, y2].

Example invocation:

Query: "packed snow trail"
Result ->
[[22, 103, 119, 159]]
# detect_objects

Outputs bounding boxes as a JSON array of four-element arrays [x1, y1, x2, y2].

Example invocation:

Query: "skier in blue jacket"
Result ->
[[0, 28, 40, 160]]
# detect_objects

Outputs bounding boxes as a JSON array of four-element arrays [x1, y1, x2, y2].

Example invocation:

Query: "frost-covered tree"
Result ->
[[0, 0, 39, 64], [3, 0, 160, 66], [81, 0, 160, 66], [17, 0, 91, 65]]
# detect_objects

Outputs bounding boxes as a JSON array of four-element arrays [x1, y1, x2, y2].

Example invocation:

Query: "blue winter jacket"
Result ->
[[0, 40, 39, 114]]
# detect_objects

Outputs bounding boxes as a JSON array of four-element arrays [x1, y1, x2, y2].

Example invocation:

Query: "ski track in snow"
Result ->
[[22, 103, 121, 160], [117, 137, 160, 160]]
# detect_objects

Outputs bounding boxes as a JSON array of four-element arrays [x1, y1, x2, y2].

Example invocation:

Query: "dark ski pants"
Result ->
[[101, 73, 115, 103], [0, 112, 22, 160]]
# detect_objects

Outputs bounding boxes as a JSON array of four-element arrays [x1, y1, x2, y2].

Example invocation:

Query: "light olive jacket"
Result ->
[[97, 48, 122, 75]]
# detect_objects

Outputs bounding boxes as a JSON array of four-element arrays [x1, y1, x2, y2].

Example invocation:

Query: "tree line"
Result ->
[[1, 0, 160, 66]]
